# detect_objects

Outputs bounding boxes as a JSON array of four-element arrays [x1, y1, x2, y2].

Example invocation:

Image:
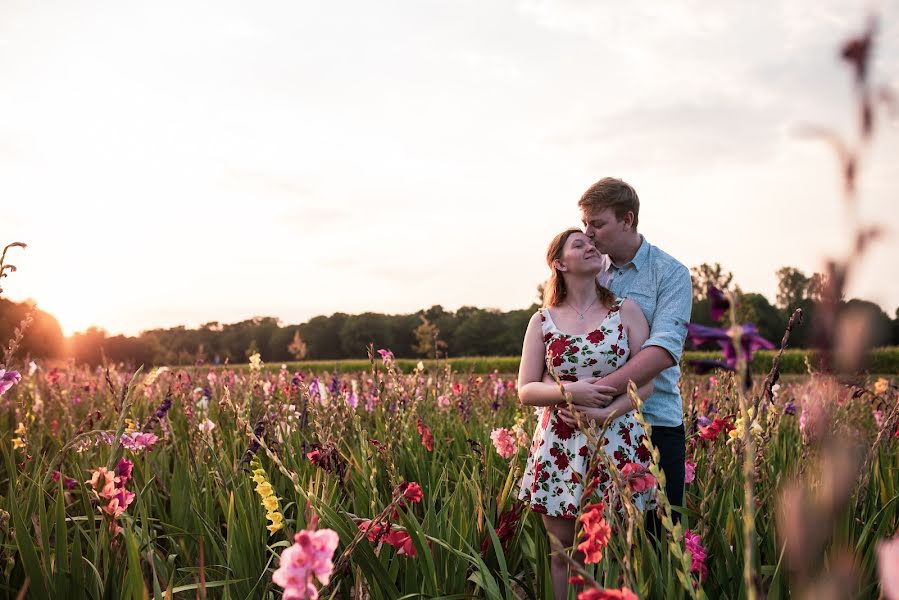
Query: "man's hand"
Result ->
[[557, 405, 609, 429], [541, 372, 615, 407]]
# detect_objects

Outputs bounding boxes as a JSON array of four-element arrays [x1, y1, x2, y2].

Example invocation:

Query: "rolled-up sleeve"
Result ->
[[642, 264, 693, 363]]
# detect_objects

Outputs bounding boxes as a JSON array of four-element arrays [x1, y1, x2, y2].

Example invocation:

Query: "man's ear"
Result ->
[[622, 211, 635, 231]]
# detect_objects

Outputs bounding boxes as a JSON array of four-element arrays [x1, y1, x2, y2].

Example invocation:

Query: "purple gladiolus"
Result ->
[[708, 286, 730, 321], [697, 415, 712, 428], [687, 323, 776, 370], [784, 401, 797, 415], [0, 369, 22, 396]]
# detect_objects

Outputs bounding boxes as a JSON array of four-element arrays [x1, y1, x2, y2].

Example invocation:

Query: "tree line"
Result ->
[[1, 264, 897, 367]]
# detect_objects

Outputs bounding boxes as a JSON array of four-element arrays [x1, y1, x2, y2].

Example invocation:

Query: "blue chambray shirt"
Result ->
[[598, 236, 692, 427]]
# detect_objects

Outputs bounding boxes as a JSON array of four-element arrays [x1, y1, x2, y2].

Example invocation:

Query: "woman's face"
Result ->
[[556, 232, 604, 275]]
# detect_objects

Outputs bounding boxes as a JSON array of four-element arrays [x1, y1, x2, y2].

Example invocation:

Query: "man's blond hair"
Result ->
[[578, 177, 640, 229]]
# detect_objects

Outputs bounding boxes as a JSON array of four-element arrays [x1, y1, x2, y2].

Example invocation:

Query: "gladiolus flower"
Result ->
[[698, 417, 734, 441], [620, 462, 656, 493], [490, 427, 517, 459], [272, 527, 340, 600], [417, 419, 434, 452], [198, 418, 216, 435], [120, 432, 159, 451], [874, 377, 889, 396], [684, 461, 696, 484], [578, 588, 639, 600], [394, 481, 423, 505], [686, 322, 775, 370], [707, 285, 730, 321], [0, 369, 22, 396], [577, 503, 611, 564], [684, 529, 708, 581]]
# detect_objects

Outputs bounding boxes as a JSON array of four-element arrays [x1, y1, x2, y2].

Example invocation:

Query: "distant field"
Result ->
[[230, 347, 899, 375]]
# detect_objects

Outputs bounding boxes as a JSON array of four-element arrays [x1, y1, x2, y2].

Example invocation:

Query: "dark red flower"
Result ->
[[587, 330, 605, 344]]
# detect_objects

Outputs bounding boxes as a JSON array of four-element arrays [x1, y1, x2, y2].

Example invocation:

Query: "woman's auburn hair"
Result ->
[[543, 227, 615, 309]]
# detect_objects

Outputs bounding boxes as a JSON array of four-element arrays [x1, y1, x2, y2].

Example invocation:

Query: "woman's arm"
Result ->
[[517, 312, 610, 407]]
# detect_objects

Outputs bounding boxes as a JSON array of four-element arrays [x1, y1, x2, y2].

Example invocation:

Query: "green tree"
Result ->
[[690, 263, 734, 302], [339, 313, 395, 358]]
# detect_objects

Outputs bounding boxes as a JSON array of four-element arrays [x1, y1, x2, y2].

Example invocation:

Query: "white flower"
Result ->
[[198, 419, 216, 435], [28, 361, 38, 376], [249, 353, 263, 371]]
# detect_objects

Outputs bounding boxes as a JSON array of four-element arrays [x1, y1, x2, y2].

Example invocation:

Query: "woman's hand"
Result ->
[[561, 378, 616, 408]]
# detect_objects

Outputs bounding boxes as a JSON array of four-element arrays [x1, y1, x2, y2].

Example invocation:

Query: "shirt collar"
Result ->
[[609, 235, 649, 272]]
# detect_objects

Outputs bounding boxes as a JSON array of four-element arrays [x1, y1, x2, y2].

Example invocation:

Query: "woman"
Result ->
[[517, 228, 655, 599]]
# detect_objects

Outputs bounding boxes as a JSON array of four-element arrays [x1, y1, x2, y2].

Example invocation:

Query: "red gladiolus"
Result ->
[[577, 503, 611, 564], [417, 419, 433, 452], [578, 587, 639, 600], [698, 417, 735, 441]]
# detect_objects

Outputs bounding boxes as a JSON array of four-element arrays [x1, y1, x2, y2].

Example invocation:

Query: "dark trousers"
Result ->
[[645, 424, 686, 541]]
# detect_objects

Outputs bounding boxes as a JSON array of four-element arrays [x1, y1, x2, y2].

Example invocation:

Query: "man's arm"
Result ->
[[597, 264, 693, 396]]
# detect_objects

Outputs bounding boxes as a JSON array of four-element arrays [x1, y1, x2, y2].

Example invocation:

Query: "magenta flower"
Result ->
[[0, 369, 22, 396], [272, 528, 340, 600], [51, 471, 78, 489], [707, 285, 730, 321], [120, 432, 159, 451], [490, 428, 517, 459], [684, 529, 708, 581], [116, 457, 134, 484]]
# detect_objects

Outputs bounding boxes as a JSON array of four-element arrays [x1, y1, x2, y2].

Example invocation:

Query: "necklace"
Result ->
[[566, 295, 598, 320]]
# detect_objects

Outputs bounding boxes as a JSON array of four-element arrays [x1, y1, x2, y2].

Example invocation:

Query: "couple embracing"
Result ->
[[516, 177, 692, 597]]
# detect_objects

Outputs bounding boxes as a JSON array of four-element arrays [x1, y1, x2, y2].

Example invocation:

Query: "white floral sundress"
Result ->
[[517, 298, 655, 519]]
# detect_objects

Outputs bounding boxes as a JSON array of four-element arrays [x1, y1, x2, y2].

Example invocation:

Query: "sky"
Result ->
[[1, 0, 898, 337]]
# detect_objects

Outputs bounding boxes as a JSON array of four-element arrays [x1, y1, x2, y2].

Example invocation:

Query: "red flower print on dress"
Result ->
[[587, 330, 605, 344], [551, 416, 575, 440]]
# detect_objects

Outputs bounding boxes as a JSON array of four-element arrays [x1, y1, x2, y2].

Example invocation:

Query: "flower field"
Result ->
[[1, 350, 896, 599]]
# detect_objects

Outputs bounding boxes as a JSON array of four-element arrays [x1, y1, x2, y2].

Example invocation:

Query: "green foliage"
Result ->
[[1, 362, 896, 598]]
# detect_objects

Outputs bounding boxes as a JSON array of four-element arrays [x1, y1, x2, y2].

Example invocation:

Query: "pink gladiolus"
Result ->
[[120, 432, 159, 451], [87, 467, 119, 499], [490, 428, 517, 459], [684, 529, 708, 581], [685, 461, 696, 484], [437, 394, 451, 409], [878, 533, 899, 600], [272, 527, 340, 600], [620, 462, 656, 494], [0, 369, 22, 396]]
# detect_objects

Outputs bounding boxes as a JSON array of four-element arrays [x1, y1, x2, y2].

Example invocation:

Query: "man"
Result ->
[[578, 177, 692, 533]]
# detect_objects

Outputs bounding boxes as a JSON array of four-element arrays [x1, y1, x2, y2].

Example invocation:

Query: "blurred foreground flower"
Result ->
[[687, 323, 775, 371], [0, 369, 21, 396], [874, 377, 889, 395], [877, 532, 899, 600], [272, 526, 340, 600]]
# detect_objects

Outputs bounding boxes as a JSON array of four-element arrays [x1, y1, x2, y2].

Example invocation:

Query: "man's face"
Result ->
[[581, 207, 626, 255]]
